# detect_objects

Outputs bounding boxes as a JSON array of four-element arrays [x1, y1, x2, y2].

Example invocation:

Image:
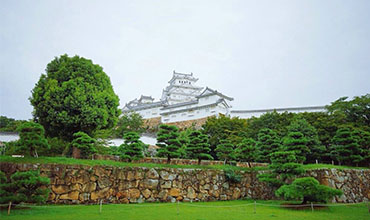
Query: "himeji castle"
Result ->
[[123, 71, 325, 126]]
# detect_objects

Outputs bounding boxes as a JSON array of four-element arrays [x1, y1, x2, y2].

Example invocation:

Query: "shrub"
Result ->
[[0, 170, 50, 214], [224, 168, 241, 183], [276, 177, 342, 204], [16, 122, 49, 157], [71, 132, 97, 159]]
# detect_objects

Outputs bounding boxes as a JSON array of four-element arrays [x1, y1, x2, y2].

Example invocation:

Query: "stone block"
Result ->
[[146, 168, 159, 179], [52, 185, 70, 194], [128, 189, 141, 199], [60, 191, 79, 200]]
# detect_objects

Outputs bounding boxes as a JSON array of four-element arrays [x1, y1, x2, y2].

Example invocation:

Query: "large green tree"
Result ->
[[287, 118, 325, 163], [353, 128, 370, 167], [215, 140, 236, 164], [30, 54, 120, 140], [330, 127, 362, 166], [118, 132, 146, 161], [16, 122, 49, 157], [156, 124, 182, 163], [186, 130, 213, 164], [256, 128, 281, 163], [116, 112, 144, 137], [326, 94, 370, 129], [0, 116, 26, 132], [282, 131, 310, 163], [202, 115, 247, 159], [245, 111, 295, 140], [236, 138, 256, 167]]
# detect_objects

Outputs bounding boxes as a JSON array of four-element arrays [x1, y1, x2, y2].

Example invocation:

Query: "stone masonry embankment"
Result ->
[[0, 162, 369, 204]]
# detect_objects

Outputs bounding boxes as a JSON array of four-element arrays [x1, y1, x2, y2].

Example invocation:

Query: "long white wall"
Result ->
[[230, 106, 326, 119]]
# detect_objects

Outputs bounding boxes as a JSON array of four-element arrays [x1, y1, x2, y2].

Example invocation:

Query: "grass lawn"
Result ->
[[1, 156, 367, 171], [0, 200, 368, 220]]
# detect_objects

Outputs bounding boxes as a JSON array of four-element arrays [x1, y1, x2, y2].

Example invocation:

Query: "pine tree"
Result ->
[[353, 128, 370, 167], [16, 122, 49, 157], [71, 132, 97, 159], [256, 128, 281, 163], [331, 127, 362, 166], [215, 140, 235, 164], [236, 138, 256, 167], [119, 132, 146, 161], [186, 130, 213, 164], [156, 124, 182, 163], [287, 118, 325, 163], [258, 151, 305, 187], [276, 177, 342, 204], [0, 170, 50, 215], [282, 131, 310, 163]]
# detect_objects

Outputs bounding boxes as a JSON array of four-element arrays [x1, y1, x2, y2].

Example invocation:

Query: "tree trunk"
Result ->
[[198, 159, 201, 165], [167, 156, 171, 164], [72, 147, 81, 159], [302, 197, 308, 205], [8, 201, 12, 215]]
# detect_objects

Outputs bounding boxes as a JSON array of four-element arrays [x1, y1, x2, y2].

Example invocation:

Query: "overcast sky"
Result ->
[[1, 0, 369, 120]]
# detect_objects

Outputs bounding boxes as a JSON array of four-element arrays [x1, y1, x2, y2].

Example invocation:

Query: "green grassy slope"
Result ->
[[0, 200, 368, 220]]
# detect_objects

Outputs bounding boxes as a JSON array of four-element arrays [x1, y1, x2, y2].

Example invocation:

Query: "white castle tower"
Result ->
[[161, 71, 204, 105]]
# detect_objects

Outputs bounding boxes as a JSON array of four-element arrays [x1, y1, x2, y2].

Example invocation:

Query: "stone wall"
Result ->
[[306, 169, 370, 203], [0, 162, 369, 204], [167, 117, 209, 130], [143, 116, 210, 130], [92, 155, 268, 168], [143, 117, 162, 131]]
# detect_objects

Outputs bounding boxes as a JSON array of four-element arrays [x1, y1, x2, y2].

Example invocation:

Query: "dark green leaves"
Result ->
[[30, 54, 120, 140]]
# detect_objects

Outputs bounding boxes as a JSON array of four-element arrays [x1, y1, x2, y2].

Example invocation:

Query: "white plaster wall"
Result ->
[[162, 105, 220, 123], [136, 106, 161, 119], [231, 108, 325, 119]]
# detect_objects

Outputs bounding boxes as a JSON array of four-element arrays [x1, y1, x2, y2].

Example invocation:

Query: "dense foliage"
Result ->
[[202, 115, 247, 159], [156, 124, 182, 163], [282, 131, 309, 163], [276, 177, 342, 204], [287, 118, 325, 163], [30, 54, 120, 140], [115, 112, 144, 137], [330, 127, 362, 166], [236, 138, 256, 167], [71, 132, 97, 159], [118, 132, 146, 161], [258, 151, 305, 187], [200, 94, 369, 167], [186, 130, 213, 164], [0, 170, 50, 214], [0, 116, 27, 132], [256, 128, 281, 163], [215, 140, 236, 164], [16, 122, 49, 157]]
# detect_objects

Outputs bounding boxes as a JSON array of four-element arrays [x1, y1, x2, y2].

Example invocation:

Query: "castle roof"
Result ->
[[197, 87, 234, 101], [168, 70, 199, 83]]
